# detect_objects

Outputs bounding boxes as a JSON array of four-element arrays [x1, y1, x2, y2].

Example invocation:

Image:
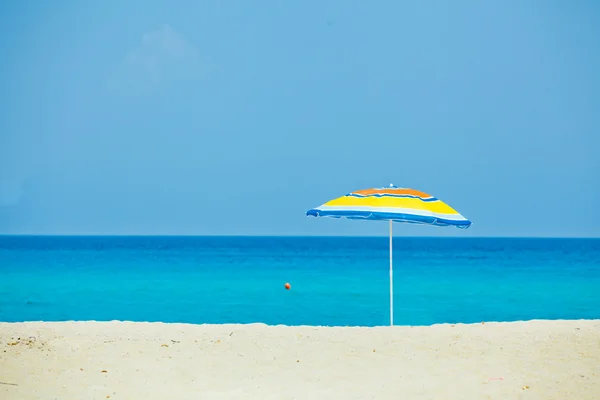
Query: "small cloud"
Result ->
[[125, 25, 199, 84]]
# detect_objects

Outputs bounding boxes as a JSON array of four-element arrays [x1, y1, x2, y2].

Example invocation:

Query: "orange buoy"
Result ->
[[284, 283, 291, 290]]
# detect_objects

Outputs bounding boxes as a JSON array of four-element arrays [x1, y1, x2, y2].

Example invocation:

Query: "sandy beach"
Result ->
[[1, 320, 598, 399]]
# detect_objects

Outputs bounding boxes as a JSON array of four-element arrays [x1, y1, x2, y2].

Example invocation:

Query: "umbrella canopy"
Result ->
[[306, 184, 471, 228], [306, 184, 471, 326]]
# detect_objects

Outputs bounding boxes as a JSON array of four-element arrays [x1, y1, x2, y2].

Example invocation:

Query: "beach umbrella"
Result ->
[[306, 184, 471, 326]]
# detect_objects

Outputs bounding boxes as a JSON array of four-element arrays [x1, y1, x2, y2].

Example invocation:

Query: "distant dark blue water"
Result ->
[[1, 236, 599, 326]]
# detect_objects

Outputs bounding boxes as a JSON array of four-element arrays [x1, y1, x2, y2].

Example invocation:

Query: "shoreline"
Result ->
[[2, 319, 599, 399], [1, 317, 599, 327]]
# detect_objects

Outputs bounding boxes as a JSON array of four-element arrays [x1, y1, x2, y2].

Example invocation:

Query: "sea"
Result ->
[[1, 236, 599, 327]]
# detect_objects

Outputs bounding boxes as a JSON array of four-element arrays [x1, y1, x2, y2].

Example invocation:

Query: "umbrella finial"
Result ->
[[389, 183, 396, 188]]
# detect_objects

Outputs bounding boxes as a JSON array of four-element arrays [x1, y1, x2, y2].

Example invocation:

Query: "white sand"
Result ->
[[1, 320, 599, 400]]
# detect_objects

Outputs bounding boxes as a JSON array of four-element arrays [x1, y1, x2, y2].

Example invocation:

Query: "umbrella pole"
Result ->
[[389, 220, 393, 326]]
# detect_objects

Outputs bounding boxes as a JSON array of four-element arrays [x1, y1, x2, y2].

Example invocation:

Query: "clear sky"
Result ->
[[1, 1, 599, 237]]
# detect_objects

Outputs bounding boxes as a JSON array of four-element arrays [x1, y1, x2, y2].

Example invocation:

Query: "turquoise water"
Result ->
[[1, 236, 599, 326]]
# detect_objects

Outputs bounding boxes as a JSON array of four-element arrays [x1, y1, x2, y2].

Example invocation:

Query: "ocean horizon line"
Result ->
[[1, 234, 599, 240]]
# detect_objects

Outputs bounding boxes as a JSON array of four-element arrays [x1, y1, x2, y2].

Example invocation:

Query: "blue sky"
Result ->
[[0, 1, 599, 237]]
